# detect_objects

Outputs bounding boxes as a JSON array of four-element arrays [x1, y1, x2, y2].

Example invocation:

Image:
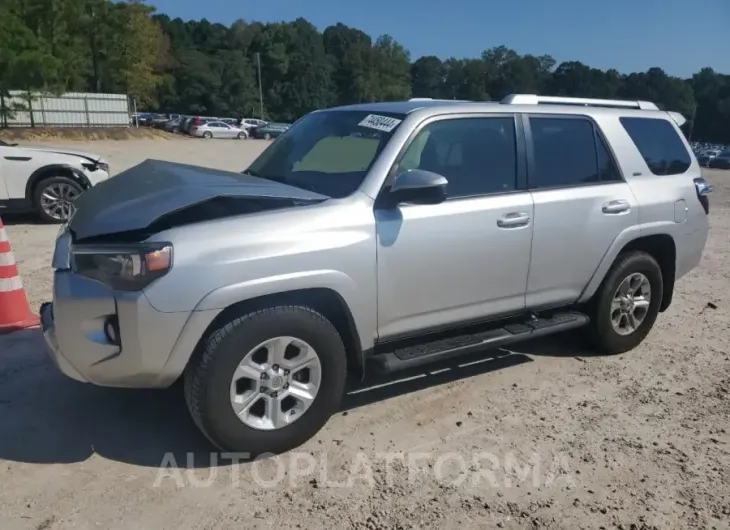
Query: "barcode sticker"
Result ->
[[357, 114, 402, 132]]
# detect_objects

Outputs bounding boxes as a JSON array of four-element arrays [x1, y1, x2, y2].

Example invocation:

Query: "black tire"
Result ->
[[585, 251, 663, 355], [203, 131, 213, 139], [237, 131, 247, 140], [184, 305, 347, 456], [264, 133, 272, 140], [33, 175, 84, 224]]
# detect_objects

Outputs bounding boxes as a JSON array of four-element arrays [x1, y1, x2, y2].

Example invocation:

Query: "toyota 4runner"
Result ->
[[40, 94, 712, 455]]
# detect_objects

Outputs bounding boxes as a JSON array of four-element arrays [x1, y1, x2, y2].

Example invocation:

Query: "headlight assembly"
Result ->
[[72, 243, 173, 291]]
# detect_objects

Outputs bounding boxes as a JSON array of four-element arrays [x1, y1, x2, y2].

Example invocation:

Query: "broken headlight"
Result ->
[[72, 244, 173, 291]]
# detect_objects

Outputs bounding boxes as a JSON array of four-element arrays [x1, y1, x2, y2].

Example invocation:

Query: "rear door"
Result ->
[[524, 114, 638, 309]]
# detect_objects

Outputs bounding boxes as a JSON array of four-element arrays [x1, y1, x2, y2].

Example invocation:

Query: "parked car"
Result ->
[[180, 117, 195, 134], [708, 149, 730, 169], [40, 94, 711, 456], [190, 121, 249, 139], [0, 139, 109, 222], [183, 116, 217, 135], [250, 122, 291, 139], [163, 117, 185, 133], [147, 114, 172, 128], [697, 149, 721, 167], [133, 113, 155, 126], [239, 118, 268, 130]]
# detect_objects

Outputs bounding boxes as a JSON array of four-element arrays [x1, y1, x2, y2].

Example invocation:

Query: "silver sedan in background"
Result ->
[[190, 121, 249, 139]]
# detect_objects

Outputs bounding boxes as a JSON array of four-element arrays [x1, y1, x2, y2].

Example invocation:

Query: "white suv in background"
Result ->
[[0, 140, 109, 222], [239, 118, 268, 130]]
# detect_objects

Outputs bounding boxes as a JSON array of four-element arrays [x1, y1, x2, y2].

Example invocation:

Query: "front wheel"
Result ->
[[586, 251, 663, 355], [184, 306, 347, 455], [34, 176, 84, 223], [263, 133, 272, 140], [237, 131, 248, 140]]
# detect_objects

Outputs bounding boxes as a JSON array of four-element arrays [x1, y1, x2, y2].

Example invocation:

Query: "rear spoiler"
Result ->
[[667, 111, 687, 127]]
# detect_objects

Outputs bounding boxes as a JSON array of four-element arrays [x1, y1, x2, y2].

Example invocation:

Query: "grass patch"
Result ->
[[0, 127, 182, 142]]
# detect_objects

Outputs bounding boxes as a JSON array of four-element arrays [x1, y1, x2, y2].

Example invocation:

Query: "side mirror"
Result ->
[[388, 168, 448, 206]]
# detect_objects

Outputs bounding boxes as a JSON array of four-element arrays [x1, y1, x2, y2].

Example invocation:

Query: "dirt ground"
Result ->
[[0, 138, 728, 530]]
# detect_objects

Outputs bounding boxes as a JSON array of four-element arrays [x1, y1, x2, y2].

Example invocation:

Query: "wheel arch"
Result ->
[[194, 288, 365, 378], [25, 164, 91, 205], [618, 234, 676, 312], [581, 232, 677, 312]]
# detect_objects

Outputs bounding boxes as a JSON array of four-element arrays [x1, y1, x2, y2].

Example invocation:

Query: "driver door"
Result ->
[[375, 115, 534, 340]]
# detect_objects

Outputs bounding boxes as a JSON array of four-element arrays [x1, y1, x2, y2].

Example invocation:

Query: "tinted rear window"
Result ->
[[619, 117, 691, 175]]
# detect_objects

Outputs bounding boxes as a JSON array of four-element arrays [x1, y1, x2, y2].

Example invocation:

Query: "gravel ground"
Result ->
[[0, 139, 729, 530]]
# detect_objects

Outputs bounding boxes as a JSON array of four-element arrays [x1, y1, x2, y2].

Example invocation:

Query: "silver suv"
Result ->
[[41, 94, 712, 455]]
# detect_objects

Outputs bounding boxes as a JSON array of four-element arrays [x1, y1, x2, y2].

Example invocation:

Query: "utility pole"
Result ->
[[256, 52, 264, 120], [131, 96, 138, 128]]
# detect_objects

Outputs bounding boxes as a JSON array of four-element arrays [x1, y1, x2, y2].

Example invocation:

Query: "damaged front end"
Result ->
[[66, 159, 329, 244]]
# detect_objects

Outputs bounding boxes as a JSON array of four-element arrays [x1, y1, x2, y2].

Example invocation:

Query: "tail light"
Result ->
[[694, 177, 712, 215]]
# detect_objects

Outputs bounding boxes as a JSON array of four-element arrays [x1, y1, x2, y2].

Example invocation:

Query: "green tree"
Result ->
[[1, 1, 728, 141]]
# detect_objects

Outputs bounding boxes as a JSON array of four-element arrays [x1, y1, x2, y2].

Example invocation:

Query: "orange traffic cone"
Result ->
[[0, 217, 40, 334]]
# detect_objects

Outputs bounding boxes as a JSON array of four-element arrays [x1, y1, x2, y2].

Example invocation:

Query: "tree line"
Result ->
[[1, 0, 728, 142]]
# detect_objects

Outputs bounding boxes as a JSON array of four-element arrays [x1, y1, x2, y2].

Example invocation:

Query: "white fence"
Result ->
[[1, 91, 131, 128]]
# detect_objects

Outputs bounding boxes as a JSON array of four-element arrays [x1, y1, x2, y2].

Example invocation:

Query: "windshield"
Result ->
[[245, 110, 406, 198]]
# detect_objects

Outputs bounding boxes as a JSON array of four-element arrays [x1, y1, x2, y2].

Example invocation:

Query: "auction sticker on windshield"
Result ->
[[358, 114, 402, 132]]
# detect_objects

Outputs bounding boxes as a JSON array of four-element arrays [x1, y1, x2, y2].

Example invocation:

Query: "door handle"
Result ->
[[602, 200, 631, 214], [497, 212, 530, 228]]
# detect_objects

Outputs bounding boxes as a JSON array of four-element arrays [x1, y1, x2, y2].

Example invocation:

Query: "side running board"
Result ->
[[372, 311, 589, 373]]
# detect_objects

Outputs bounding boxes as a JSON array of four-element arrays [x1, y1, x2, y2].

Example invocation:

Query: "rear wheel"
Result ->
[[203, 131, 213, 139], [34, 176, 84, 223], [184, 305, 347, 455], [263, 133, 272, 140], [586, 251, 663, 354]]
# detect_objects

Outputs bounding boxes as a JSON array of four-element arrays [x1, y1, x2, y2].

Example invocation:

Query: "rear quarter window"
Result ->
[[619, 117, 692, 176]]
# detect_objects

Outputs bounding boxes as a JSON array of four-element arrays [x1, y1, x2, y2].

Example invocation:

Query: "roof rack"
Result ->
[[501, 94, 660, 111], [408, 98, 473, 102]]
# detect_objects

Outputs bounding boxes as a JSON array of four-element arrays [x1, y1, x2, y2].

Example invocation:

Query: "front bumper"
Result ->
[[39, 270, 192, 388], [41, 301, 88, 383]]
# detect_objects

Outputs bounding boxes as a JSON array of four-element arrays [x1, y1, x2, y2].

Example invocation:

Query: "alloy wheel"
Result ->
[[229, 336, 322, 430]]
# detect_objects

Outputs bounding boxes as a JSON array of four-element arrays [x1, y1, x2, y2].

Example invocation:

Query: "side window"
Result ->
[[529, 117, 600, 188], [619, 117, 691, 175], [397, 117, 517, 198]]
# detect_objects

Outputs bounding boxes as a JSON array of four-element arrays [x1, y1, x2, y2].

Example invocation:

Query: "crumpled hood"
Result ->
[[68, 159, 328, 240], [23, 145, 103, 163]]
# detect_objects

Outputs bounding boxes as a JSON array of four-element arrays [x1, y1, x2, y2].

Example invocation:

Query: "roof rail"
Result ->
[[408, 97, 473, 102], [501, 94, 660, 111]]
